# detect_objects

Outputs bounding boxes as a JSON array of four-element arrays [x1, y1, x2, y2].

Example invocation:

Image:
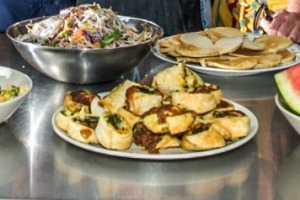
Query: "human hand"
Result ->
[[260, 10, 300, 44]]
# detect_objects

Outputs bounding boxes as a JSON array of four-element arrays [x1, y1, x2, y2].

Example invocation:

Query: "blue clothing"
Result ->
[[0, 0, 76, 32], [1, 0, 212, 35], [77, 0, 207, 36], [200, 0, 212, 29]]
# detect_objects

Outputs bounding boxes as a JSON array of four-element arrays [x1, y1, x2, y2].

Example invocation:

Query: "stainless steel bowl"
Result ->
[[6, 16, 163, 84]]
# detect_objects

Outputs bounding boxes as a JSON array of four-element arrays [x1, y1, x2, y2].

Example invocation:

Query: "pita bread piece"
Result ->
[[205, 56, 258, 70], [230, 48, 284, 68], [214, 37, 243, 55], [277, 49, 296, 64], [230, 48, 268, 57], [178, 32, 243, 57], [254, 54, 283, 69], [242, 39, 265, 51], [254, 35, 293, 53], [176, 57, 201, 64], [158, 37, 182, 57], [204, 27, 244, 42], [176, 33, 219, 57], [180, 32, 214, 48]]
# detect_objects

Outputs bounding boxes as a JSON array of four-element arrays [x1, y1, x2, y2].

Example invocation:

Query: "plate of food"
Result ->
[[152, 27, 300, 76], [52, 63, 258, 160]]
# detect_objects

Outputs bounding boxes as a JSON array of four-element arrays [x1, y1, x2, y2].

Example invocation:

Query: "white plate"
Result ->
[[275, 94, 300, 135], [152, 35, 300, 76], [52, 98, 258, 160]]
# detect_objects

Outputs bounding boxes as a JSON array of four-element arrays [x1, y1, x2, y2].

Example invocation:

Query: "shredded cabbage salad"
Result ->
[[17, 4, 154, 49]]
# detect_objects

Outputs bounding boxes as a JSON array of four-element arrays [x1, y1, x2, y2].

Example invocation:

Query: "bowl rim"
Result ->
[[6, 15, 164, 52], [0, 66, 33, 106], [275, 94, 300, 120]]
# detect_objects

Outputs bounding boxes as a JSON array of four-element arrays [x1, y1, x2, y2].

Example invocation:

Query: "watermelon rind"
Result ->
[[275, 71, 300, 116]]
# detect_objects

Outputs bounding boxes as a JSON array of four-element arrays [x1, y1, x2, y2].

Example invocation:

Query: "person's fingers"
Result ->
[[259, 10, 300, 44], [272, 9, 286, 18], [276, 16, 295, 37], [260, 18, 271, 33], [268, 15, 287, 35], [289, 23, 300, 44]]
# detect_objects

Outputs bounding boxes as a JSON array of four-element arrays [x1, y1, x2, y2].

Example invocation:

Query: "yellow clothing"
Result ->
[[212, 0, 288, 33]]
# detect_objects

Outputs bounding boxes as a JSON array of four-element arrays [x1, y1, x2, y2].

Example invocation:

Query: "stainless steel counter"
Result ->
[[1, 33, 300, 200]]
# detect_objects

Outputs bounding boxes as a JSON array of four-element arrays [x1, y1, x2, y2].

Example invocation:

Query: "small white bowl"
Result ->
[[0, 66, 32, 124], [275, 94, 300, 135]]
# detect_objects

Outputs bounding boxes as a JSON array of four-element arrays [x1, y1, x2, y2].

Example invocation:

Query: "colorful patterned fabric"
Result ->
[[212, 0, 288, 33]]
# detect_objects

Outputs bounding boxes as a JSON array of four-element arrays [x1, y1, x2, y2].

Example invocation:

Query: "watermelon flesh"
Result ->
[[275, 64, 300, 116]]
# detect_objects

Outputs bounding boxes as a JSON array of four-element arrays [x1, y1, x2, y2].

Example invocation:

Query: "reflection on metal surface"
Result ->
[[276, 145, 300, 199], [53, 140, 256, 199], [0, 132, 26, 186]]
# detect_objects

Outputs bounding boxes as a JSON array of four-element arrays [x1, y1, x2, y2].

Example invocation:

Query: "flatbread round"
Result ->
[[254, 54, 283, 69], [254, 35, 293, 53], [215, 37, 243, 55], [175, 42, 219, 58], [277, 49, 296, 63], [206, 57, 258, 70], [204, 27, 244, 42], [180, 32, 214, 48], [242, 39, 265, 51], [230, 48, 268, 57]]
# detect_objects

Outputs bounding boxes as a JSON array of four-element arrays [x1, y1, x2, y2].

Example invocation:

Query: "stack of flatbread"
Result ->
[[158, 27, 296, 70]]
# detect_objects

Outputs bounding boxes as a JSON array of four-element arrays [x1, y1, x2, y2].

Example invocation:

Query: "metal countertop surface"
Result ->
[[1, 34, 300, 200]]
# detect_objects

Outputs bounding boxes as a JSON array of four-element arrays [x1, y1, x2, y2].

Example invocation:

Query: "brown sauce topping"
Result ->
[[142, 105, 182, 123], [192, 84, 219, 94], [133, 122, 162, 153], [70, 90, 95, 105], [213, 110, 245, 118], [216, 100, 233, 109]]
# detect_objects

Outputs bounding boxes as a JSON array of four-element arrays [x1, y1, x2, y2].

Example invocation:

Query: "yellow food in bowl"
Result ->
[[0, 85, 27, 102]]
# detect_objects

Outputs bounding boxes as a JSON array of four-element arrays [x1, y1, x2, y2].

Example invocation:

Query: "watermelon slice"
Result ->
[[274, 64, 300, 116]]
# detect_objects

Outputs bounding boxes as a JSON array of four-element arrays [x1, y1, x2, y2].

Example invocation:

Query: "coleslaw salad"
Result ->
[[18, 4, 154, 49]]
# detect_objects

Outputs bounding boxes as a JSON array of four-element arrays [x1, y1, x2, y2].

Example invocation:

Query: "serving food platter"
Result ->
[[152, 35, 300, 77], [52, 97, 258, 160]]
